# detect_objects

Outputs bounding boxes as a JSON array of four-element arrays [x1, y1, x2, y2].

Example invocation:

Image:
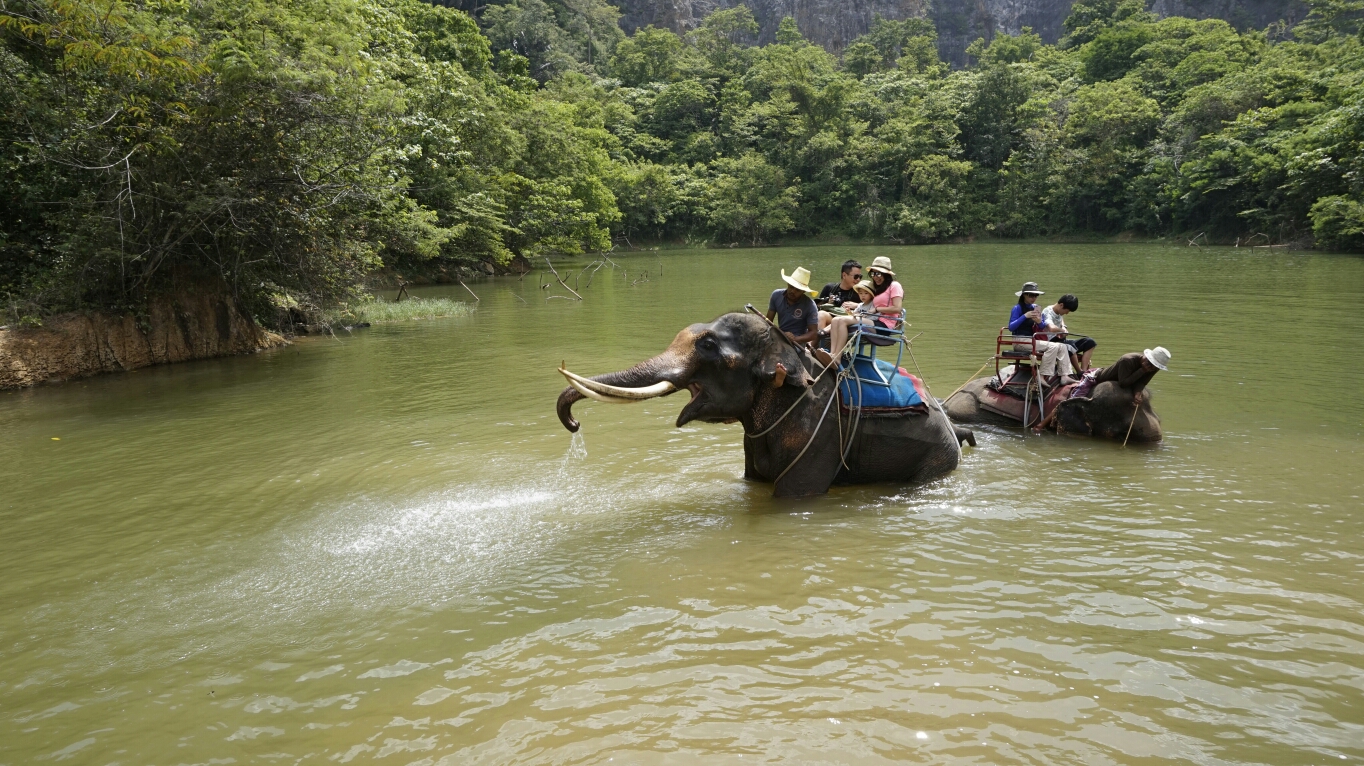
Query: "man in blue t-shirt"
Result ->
[[766, 266, 820, 345]]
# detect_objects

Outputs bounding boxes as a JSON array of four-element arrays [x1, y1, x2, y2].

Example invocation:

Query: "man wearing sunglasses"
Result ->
[[817, 260, 863, 310], [816, 259, 863, 335]]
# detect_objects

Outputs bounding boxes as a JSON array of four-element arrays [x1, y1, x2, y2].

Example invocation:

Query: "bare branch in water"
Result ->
[[583, 260, 606, 289], [458, 278, 480, 302], [543, 256, 584, 300], [574, 260, 599, 292]]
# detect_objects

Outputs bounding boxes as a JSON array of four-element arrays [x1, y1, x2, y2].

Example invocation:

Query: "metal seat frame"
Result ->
[[995, 328, 1050, 428], [846, 311, 908, 388]]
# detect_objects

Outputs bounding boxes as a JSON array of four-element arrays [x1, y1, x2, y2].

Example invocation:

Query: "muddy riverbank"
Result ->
[[0, 291, 284, 389]]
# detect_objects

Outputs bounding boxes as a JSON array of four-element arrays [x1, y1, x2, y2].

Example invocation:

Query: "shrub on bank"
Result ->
[[324, 298, 474, 326]]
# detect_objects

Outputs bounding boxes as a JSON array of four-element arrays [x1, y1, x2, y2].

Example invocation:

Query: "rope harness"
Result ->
[[741, 310, 958, 487]]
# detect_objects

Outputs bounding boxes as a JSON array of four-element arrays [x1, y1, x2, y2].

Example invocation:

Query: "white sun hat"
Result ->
[[1143, 346, 1171, 370]]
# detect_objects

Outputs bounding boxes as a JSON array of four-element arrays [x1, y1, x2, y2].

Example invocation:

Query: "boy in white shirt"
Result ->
[[1040, 294, 1097, 372]]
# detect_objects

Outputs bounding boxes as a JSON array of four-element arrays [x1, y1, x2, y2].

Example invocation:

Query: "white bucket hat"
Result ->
[[1143, 346, 1171, 371], [781, 267, 817, 296]]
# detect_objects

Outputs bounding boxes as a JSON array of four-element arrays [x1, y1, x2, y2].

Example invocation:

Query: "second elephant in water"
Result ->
[[944, 361, 1163, 443]]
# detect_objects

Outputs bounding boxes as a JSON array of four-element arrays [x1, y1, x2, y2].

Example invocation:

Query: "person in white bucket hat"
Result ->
[[1032, 345, 1170, 433], [1091, 346, 1170, 396], [766, 266, 820, 345]]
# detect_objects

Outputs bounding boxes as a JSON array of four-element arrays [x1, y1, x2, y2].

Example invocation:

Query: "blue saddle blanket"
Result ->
[[837, 357, 926, 409]]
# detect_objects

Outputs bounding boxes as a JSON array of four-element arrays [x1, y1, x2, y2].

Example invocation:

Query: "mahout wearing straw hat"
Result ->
[[780, 266, 817, 296]]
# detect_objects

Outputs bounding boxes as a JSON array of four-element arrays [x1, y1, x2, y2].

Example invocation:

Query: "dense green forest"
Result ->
[[3, 0, 1363, 324]]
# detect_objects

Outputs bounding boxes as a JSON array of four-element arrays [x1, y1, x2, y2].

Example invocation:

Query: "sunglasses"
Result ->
[[848, 272, 862, 278], [870, 270, 887, 277]]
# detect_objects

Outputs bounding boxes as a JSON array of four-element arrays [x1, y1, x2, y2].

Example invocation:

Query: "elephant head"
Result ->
[[557, 312, 816, 434], [1053, 382, 1163, 443]]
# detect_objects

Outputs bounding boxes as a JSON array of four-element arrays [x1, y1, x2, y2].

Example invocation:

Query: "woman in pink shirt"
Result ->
[[866, 256, 904, 330]]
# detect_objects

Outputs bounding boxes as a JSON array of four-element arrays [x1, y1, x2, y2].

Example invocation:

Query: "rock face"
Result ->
[[612, 0, 1307, 66], [0, 291, 286, 389]]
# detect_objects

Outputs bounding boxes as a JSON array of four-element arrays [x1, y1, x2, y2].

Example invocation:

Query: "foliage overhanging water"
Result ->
[[1, 244, 1362, 764]]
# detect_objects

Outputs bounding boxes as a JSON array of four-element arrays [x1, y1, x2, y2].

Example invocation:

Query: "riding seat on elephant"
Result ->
[[556, 312, 973, 497]]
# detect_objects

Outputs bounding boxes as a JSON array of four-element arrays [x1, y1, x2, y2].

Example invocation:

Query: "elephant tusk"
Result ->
[[566, 378, 635, 404], [559, 368, 677, 400]]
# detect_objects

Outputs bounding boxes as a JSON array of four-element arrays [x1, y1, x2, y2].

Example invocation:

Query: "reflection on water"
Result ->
[[1, 244, 1362, 763]]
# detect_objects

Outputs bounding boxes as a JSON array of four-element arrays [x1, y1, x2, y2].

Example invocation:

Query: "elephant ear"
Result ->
[[1053, 399, 1092, 436], [755, 336, 812, 389]]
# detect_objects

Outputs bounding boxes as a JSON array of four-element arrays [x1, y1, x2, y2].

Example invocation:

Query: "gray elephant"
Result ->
[[556, 312, 972, 497], [945, 373, 1162, 443]]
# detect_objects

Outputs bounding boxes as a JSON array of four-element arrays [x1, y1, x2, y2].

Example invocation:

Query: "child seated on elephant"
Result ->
[[820, 280, 879, 365]]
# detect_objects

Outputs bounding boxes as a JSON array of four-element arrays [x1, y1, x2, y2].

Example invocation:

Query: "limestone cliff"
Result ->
[[611, 0, 1307, 66], [0, 291, 285, 389]]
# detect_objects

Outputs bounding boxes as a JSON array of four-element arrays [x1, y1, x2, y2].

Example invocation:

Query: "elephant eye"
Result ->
[[697, 336, 719, 353]]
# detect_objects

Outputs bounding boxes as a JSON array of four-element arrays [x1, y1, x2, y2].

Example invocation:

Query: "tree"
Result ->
[[843, 41, 881, 78], [689, 6, 758, 74], [1062, 0, 1153, 48], [482, 0, 580, 81], [776, 16, 804, 46], [1310, 195, 1364, 249], [609, 25, 683, 86], [1081, 20, 1156, 81], [1295, 0, 1364, 42], [968, 28, 1044, 65], [707, 153, 800, 244]]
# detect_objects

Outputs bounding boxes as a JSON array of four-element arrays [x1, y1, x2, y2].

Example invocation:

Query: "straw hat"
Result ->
[[853, 279, 875, 297], [1015, 281, 1045, 297], [781, 266, 817, 295], [868, 256, 895, 276], [1143, 346, 1171, 371]]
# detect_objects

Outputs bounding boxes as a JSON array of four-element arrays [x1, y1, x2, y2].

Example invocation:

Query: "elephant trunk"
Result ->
[[556, 352, 691, 432]]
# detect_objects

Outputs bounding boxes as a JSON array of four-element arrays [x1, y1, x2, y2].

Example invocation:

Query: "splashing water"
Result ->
[[562, 430, 587, 465]]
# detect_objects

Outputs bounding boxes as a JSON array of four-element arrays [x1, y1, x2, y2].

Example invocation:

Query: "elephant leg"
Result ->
[[772, 434, 843, 498], [743, 445, 761, 480], [954, 425, 977, 447]]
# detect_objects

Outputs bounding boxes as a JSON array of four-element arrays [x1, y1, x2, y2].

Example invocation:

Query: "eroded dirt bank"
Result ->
[[0, 292, 286, 389]]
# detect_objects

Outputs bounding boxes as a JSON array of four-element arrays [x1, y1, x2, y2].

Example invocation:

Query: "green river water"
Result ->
[[1, 244, 1362, 764]]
